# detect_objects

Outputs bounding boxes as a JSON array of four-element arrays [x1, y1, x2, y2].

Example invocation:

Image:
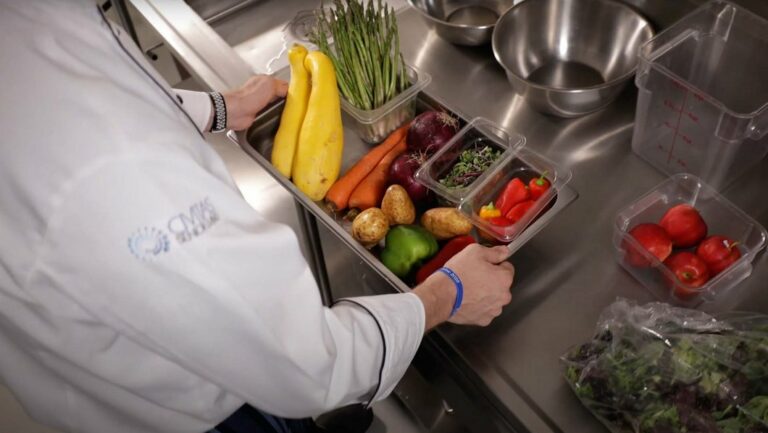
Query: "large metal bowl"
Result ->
[[492, 0, 654, 117], [407, 0, 517, 46]]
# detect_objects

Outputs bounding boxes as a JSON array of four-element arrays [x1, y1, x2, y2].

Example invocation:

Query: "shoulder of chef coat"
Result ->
[[29, 152, 426, 416]]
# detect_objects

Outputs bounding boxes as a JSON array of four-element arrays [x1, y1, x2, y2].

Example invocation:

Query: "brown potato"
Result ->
[[421, 208, 473, 240], [352, 208, 390, 248], [381, 185, 416, 225]]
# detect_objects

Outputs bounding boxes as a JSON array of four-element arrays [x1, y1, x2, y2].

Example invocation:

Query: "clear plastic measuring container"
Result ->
[[631, 0, 768, 190]]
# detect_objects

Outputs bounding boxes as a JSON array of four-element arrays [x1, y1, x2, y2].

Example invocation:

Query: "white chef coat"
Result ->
[[0, 2, 425, 433]]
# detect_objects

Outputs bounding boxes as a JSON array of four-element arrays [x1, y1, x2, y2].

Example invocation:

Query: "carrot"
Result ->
[[348, 138, 408, 211], [324, 123, 410, 211]]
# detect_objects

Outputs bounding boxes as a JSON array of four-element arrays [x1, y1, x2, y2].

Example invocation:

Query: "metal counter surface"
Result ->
[[393, 5, 768, 433]]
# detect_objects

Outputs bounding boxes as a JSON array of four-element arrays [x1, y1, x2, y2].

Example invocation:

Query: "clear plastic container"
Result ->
[[613, 173, 767, 307], [341, 64, 431, 144], [632, 0, 768, 190], [458, 148, 573, 243], [414, 118, 526, 204]]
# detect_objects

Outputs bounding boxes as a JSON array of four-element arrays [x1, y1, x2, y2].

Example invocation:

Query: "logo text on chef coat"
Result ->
[[166, 197, 219, 244], [128, 227, 170, 260]]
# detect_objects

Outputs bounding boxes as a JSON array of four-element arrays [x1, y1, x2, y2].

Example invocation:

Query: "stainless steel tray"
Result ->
[[235, 92, 577, 291]]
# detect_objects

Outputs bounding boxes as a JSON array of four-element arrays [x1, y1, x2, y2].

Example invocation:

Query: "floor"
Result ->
[[0, 2, 428, 433]]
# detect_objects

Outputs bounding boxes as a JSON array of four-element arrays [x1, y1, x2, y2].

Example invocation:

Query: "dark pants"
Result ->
[[209, 405, 318, 433]]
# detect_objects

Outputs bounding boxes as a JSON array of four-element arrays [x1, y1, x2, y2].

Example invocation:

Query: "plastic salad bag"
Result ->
[[562, 299, 768, 433]]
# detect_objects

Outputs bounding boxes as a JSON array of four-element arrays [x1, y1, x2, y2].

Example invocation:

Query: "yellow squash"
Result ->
[[292, 51, 344, 201], [271, 44, 310, 178]]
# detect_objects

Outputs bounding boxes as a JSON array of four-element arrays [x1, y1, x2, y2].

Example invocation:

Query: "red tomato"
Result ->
[[659, 204, 708, 248], [494, 178, 530, 215], [663, 252, 711, 300], [625, 223, 673, 267], [528, 174, 551, 200], [505, 200, 535, 224], [696, 235, 741, 276]]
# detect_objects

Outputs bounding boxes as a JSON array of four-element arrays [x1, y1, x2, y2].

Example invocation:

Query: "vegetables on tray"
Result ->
[[495, 178, 530, 216], [421, 208, 473, 240], [348, 137, 407, 210], [415, 235, 475, 284], [697, 236, 741, 276], [351, 207, 389, 248], [562, 299, 768, 433], [381, 184, 416, 225], [660, 204, 708, 248], [407, 111, 459, 154], [325, 123, 410, 211], [389, 152, 430, 204], [626, 223, 673, 267], [380, 225, 438, 277], [664, 252, 711, 299], [271, 44, 310, 178], [438, 144, 501, 189], [291, 51, 344, 201], [311, 0, 408, 111]]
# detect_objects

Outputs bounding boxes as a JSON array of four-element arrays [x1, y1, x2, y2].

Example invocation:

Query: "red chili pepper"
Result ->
[[494, 178, 530, 215], [488, 216, 513, 227], [528, 173, 551, 200], [505, 200, 535, 223], [415, 235, 476, 284]]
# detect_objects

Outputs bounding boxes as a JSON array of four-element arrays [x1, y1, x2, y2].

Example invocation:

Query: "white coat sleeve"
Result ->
[[173, 89, 213, 132], [31, 155, 425, 417]]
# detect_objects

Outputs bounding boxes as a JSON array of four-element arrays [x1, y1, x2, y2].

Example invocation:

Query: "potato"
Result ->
[[381, 185, 416, 225], [352, 208, 390, 247], [421, 207, 473, 240]]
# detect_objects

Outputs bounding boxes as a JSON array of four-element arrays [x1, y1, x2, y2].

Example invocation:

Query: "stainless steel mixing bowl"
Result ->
[[407, 0, 517, 46], [492, 0, 654, 117]]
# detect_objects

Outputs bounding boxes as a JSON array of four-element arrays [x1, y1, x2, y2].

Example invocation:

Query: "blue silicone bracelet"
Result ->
[[437, 267, 463, 317]]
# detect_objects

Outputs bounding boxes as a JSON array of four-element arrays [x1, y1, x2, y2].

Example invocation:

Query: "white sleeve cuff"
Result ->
[[337, 293, 425, 405], [173, 89, 213, 132]]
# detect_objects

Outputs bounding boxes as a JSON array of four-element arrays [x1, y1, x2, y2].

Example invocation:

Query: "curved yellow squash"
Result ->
[[292, 51, 344, 201], [271, 44, 310, 178]]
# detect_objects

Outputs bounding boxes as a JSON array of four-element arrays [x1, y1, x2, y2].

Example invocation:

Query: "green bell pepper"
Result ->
[[380, 225, 439, 277]]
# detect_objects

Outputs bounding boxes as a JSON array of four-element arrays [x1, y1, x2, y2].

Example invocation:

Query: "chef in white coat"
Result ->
[[0, 1, 515, 433]]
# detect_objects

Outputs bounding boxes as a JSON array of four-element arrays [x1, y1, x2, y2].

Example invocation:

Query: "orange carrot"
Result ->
[[348, 138, 408, 211], [324, 123, 410, 211]]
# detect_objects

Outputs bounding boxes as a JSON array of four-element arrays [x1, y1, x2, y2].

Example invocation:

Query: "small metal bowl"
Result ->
[[492, 0, 654, 117], [407, 0, 517, 46]]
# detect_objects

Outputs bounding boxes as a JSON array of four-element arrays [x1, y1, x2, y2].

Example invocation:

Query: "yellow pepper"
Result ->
[[479, 202, 501, 219]]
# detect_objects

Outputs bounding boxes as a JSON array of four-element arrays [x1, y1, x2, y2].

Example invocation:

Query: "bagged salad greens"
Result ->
[[562, 299, 768, 433]]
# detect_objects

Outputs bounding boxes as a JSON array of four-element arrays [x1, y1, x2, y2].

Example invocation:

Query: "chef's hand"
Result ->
[[223, 75, 289, 131], [413, 244, 514, 330]]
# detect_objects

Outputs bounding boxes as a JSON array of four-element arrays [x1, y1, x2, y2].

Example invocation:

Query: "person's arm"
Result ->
[[32, 155, 512, 418], [173, 76, 288, 133]]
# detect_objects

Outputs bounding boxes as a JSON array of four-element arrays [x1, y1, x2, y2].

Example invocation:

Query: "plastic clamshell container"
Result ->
[[341, 64, 431, 144], [631, 0, 768, 190], [613, 173, 767, 307], [415, 117, 526, 205], [458, 148, 572, 243]]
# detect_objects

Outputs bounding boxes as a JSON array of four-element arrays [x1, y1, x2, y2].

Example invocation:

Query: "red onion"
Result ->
[[388, 152, 430, 204], [407, 111, 459, 155]]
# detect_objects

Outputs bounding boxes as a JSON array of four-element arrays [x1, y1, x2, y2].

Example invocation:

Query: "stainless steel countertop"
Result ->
[[132, 1, 768, 431], [394, 4, 768, 432]]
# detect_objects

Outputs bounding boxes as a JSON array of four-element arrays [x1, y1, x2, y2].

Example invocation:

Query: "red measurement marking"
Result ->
[[682, 135, 693, 145], [677, 159, 688, 168], [687, 112, 699, 123], [667, 89, 689, 165], [664, 99, 679, 111], [693, 93, 705, 102], [672, 80, 686, 90], [663, 120, 675, 129]]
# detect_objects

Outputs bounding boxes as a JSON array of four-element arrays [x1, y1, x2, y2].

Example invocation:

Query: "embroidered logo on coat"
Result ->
[[166, 197, 219, 244], [127, 227, 170, 260]]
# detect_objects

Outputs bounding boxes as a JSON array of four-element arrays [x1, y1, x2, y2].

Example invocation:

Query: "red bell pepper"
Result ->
[[488, 216, 513, 227], [415, 235, 476, 284], [505, 200, 535, 223], [494, 178, 530, 215], [528, 173, 551, 200]]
